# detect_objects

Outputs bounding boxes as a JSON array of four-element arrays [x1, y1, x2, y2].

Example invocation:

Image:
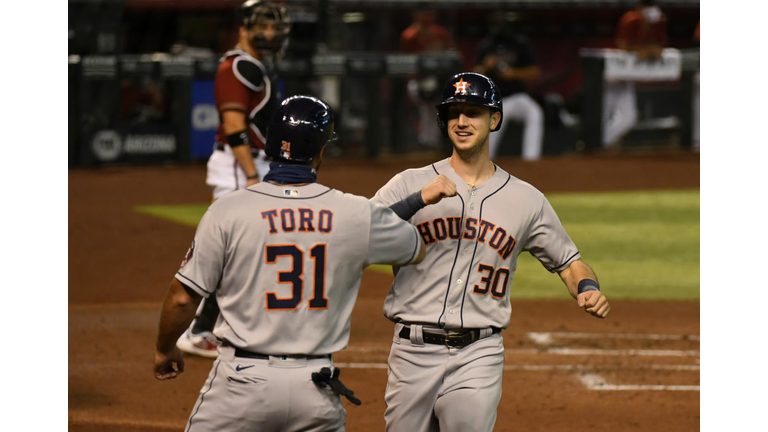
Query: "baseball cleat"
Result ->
[[176, 331, 221, 358]]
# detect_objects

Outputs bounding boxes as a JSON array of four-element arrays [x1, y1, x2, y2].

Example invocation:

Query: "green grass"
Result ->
[[135, 189, 700, 301], [510, 190, 700, 301], [134, 204, 210, 228]]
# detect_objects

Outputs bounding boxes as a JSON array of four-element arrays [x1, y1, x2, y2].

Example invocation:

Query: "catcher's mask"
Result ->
[[265, 96, 337, 163], [237, 0, 291, 53], [435, 72, 503, 137]]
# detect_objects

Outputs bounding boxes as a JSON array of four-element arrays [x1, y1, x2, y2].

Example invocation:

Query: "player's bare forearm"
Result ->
[[558, 260, 610, 318], [221, 109, 259, 181], [156, 278, 202, 354], [231, 144, 259, 182], [154, 278, 202, 380], [558, 259, 596, 299]]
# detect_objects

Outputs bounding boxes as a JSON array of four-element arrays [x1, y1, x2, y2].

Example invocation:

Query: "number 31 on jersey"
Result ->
[[265, 244, 327, 311]]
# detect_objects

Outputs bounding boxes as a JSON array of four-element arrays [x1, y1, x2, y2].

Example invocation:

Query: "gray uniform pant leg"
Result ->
[[384, 324, 505, 432], [186, 347, 345, 432]]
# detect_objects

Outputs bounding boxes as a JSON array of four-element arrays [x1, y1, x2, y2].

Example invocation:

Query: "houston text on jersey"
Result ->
[[416, 216, 516, 260]]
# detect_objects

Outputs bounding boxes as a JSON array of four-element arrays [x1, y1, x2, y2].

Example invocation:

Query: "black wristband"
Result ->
[[577, 279, 600, 295], [227, 130, 250, 148], [389, 191, 426, 221], [247, 172, 259, 180]]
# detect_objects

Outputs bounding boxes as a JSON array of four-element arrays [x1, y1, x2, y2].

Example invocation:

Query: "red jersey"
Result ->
[[214, 49, 280, 150], [615, 9, 668, 48]]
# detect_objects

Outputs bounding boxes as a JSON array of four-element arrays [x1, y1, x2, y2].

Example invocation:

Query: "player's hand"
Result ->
[[247, 177, 260, 187], [577, 291, 610, 319], [421, 174, 457, 205], [154, 348, 185, 380]]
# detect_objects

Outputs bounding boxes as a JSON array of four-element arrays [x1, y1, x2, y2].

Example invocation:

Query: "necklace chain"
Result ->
[[450, 156, 495, 189]]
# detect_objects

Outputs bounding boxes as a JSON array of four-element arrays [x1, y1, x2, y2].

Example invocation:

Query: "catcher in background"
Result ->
[[176, 0, 292, 358]]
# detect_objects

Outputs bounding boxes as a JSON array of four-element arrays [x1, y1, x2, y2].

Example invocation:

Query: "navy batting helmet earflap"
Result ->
[[265, 96, 336, 163], [436, 72, 503, 137]]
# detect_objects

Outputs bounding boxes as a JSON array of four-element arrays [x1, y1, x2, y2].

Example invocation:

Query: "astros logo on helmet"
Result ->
[[436, 72, 504, 136], [453, 78, 471, 95]]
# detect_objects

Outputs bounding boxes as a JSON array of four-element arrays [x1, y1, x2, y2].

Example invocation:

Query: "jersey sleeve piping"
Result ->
[[219, 102, 247, 113], [175, 272, 212, 296], [406, 224, 421, 264], [232, 56, 266, 92], [548, 251, 581, 273]]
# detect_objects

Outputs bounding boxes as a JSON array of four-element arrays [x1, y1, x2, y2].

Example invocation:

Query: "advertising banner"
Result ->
[[190, 79, 218, 159]]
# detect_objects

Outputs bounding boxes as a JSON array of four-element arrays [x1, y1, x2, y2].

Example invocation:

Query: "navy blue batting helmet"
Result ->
[[265, 96, 336, 163], [436, 72, 503, 136]]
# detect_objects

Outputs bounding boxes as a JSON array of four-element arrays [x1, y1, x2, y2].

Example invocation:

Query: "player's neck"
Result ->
[[236, 41, 260, 59], [449, 152, 495, 189]]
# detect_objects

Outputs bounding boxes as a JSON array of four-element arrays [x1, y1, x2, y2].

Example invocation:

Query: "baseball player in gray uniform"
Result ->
[[153, 95, 455, 431], [371, 72, 611, 432]]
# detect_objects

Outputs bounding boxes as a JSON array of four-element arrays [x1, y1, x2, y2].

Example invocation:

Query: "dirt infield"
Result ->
[[69, 152, 700, 431]]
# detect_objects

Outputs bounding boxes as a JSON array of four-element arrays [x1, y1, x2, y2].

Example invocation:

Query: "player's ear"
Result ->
[[314, 145, 328, 170], [490, 110, 501, 130]]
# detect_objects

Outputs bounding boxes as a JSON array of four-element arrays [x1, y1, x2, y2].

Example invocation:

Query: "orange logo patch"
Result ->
[[453, 78, 471, 95], [281, 141, 291, 152]]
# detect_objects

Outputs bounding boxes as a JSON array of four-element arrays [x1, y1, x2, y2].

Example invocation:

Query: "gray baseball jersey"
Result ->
[[176, 181, 422, 355], [371, 157, 580, 330]]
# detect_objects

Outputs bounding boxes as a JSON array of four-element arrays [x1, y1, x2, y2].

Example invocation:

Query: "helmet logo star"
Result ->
[[453, 78, 471, 95]]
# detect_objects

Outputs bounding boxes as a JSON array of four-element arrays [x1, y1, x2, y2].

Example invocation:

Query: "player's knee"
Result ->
[[435, 391, 498, 432]]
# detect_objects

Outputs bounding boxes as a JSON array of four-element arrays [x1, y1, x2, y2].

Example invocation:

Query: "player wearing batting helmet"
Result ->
[[177, 0, 293, 359], [371, 72, 611, 432], [154, 95, 462, 431]]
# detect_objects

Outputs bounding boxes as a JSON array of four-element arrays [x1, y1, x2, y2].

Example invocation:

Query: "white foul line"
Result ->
[[342, 346, 700, 356], [505, 348, 699, 357], [578, 374, 699, 391], [334, 363, 699, 372], [528, 332, 700, 342]]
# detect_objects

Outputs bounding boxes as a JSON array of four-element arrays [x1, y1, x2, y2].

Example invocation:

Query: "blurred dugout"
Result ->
[[69, 0, 699, 168]]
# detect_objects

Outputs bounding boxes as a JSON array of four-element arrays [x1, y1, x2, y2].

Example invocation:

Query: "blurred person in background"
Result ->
[[400, 7, 456, 150], [603, 0, 668, 148], [474, 13, 543, 161], [176, 0, 292, 358]]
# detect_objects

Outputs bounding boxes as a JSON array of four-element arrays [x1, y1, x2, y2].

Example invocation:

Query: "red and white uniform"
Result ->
[[206, 49, 280, 199], [603, 7, 668, 147]]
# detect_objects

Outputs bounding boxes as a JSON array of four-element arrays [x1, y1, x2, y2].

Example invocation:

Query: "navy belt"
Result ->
[[399, 326, 500, 349]]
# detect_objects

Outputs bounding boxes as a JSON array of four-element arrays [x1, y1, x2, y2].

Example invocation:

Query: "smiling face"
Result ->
[[445, 103, 501, 155]]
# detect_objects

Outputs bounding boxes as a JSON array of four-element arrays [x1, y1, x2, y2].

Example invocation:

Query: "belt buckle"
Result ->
[[445, 333, 465, 348]]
